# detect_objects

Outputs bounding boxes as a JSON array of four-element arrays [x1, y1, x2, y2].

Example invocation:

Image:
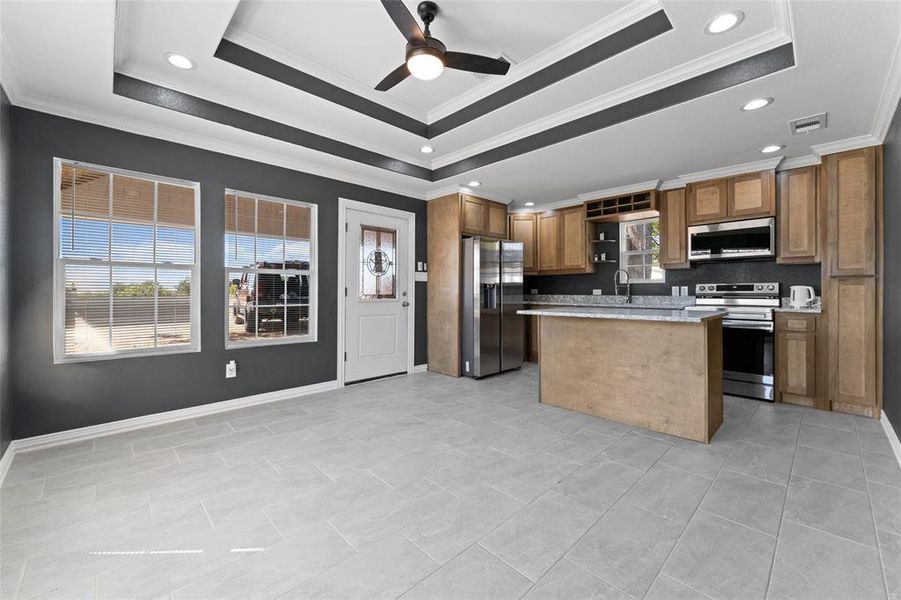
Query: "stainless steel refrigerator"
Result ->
[[461, 237, 524, 378]]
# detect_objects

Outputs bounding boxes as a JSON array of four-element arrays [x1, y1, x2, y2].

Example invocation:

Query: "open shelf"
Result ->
[[584, 190, 658, 222]]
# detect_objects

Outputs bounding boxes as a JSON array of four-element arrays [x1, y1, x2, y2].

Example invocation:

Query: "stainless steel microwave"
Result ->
[[688, 217, 776, 261]]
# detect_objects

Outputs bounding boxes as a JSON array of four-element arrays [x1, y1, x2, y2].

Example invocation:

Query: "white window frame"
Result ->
[[619, 217, 665, 284], [224, 189, 318, 349], [52, 158, 202, 364]]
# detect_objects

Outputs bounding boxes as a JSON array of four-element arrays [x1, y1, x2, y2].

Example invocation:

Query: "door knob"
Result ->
[[402, 301, 410, 307]]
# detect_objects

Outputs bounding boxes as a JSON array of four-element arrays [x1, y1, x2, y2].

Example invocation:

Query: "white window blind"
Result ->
[[54, 159, 200, 362], [619, 217, 664, 283], [225, 190, 317, 347]]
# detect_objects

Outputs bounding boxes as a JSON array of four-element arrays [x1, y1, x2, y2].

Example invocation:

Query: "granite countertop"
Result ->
[[523, 294, 694, 309], [517, 306, 725, 323]]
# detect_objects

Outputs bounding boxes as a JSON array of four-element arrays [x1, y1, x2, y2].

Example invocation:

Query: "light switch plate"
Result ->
[[226, 360, 237, 379], [672, 286, 680, 296]]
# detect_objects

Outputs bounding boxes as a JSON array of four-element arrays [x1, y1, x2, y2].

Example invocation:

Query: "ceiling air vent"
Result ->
[[789, 113, 827, 135]]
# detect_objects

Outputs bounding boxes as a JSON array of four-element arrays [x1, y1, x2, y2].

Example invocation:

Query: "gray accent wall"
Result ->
[[0, 86, 12, 456], [10, 107, 428, 439], [883, 95, 901, 440]]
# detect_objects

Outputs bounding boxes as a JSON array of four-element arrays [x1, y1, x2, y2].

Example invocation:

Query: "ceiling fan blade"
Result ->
[[380, 0, 425, 43], [375, 63, 411, 91], [444, 52, 510, 75]]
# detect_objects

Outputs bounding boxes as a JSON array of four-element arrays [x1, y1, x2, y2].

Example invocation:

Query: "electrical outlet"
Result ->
[[680, 286, 689, 296], [530, 289, 538, 295], [592, 289, 604, 295], [225, 360, 237, 379]]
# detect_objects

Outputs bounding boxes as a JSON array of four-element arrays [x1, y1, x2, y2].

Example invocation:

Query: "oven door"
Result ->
[[721, 319, 775, 401]]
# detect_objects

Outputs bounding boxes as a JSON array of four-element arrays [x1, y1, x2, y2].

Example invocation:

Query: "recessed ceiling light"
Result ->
[[524, 202, 535, 207], [420, 145, 434, 154], [705, 10, 744, 34], [740, 97, 773, 112], [760, 144, 783, 154], [165, 53, 195, 70], [468, 180, 481, 187]]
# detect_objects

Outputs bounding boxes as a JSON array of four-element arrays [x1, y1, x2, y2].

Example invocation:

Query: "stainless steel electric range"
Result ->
[[686, 282, 780, 401]]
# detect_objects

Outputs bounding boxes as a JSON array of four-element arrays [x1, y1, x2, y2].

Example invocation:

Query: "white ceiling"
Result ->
[[1, 0, 900, 208]]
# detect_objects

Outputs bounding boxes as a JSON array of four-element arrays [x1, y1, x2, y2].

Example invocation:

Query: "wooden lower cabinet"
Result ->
[[524, 315, 540, 363], [776, 313, 819, 407], [826, 277, 877, 412]]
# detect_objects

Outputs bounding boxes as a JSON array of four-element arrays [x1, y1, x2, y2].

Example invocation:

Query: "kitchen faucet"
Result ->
[[613, 268, 631, 304]]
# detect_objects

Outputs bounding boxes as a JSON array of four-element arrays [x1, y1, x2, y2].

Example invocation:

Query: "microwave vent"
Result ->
[[789, 113, 827, 135]]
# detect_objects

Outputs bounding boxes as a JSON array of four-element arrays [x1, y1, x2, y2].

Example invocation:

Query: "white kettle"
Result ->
[[790, 286, 816, 308]]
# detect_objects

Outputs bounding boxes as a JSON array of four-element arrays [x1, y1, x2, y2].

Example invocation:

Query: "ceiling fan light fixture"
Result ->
[[407, 46, 445, 81]]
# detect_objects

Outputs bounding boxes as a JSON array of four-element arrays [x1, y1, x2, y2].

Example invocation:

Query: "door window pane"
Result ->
[[360, 225, 396, 300]]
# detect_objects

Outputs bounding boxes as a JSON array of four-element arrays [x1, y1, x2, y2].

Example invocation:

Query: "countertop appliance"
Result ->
[[686, 282, 780, 401], [790, 285, 816, 308], [461, 237, 524, 378], [688, 217, 776, 261]]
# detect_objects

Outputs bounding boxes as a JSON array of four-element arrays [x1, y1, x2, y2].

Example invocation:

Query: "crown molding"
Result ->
[[578, 179, 660, 201], [676, 156, 784, 185], [426, 0, 664, 123], [225, 26, 428, 123], [778, 154, 821, 170], [872, 27, 901, 143], [810, 134, 880, 157], [432, 16, 793, 169], [14, 91, 430, 200], [658, 179, 686, 191], [511, 196, 582, 214], [425, 184, 512, 204]]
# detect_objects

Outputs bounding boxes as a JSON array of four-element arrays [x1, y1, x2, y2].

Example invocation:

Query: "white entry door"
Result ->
[[344, 206, 410, 383]]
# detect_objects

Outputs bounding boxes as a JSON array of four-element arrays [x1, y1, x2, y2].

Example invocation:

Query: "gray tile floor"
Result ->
[[2, 364, 900, 600]]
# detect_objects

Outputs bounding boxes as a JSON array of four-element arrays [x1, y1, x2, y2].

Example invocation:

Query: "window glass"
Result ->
[[56, 161, 199, 361], [619, 218, 664, 283], [360, 225, 396, 300]]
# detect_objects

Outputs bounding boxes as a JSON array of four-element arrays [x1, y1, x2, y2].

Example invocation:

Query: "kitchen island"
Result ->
[[517, 306, 725, 443]]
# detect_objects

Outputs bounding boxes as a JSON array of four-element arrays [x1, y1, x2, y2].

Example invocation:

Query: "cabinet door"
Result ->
[[777, 166, 818, 264], [487, 202, 507, 238], [659, 188, 688, 269], [560, 206, 587, 270], [729, 170, 775, 218], [827, 277, 876, 407], [509, 213, 537, 272], [778, 330, 816, 397], [537, 212, 560, 271], [461, 194, 486, 235], [687, 179, 729, 224], [825, 147, 876, 277]]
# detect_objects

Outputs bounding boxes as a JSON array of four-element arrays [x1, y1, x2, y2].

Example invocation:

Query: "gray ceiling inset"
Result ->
[[112, 73, 433, 180], [432, 43, 796, 180], [216, 10, 673, 139], [114, 43, 793, 182]]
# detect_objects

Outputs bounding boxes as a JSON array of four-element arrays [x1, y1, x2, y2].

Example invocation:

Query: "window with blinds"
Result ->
[[225, 190, 317, 347], [54, 159, 200, 362]]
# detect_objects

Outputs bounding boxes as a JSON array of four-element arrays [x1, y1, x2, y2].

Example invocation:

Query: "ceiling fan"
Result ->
[[375, 0, 511, 91]]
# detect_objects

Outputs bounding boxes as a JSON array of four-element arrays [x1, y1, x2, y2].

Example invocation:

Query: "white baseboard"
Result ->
[[882, 410, 901, 471], [413, 364, 428, 373], [0, 379, 338, 486]]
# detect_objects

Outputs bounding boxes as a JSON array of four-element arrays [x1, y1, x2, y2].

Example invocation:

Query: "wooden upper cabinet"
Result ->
[[687, 179, 729, 224], [461, 194, 486, 235], [827, 276, 876, 407], [825, 147, 876, 277], [537, 212, 561, 271], [777, 166, 818, 264], [729, 169, 775, 218], [560, 205, 587, 270], [460, 194, 507, 238], [659, 188, 688, 269], [487, 203, 507, 238], [509, 213, 537, 273]]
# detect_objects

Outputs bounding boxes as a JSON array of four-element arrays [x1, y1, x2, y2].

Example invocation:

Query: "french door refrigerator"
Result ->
[[461, 237, 524, 378]]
